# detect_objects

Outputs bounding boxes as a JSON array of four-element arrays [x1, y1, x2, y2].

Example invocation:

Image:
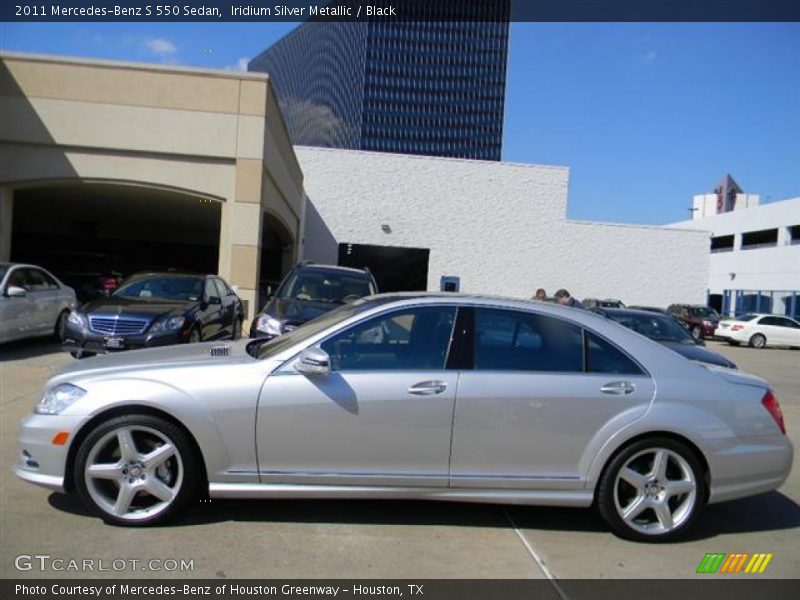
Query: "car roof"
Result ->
[[294, 263, 371, 276]]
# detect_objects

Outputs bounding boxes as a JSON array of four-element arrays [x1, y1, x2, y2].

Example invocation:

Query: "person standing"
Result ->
[[554, 289, 584, 309]]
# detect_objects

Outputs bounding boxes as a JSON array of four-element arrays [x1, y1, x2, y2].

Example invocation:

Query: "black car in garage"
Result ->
[[62, 272, 244, 358]]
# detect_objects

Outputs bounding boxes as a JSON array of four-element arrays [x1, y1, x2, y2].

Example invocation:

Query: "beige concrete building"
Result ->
[[0, 51, 305, 317]]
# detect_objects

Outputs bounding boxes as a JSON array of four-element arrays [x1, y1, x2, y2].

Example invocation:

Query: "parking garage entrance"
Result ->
[[10, 183, 222, 302], [338, 243, 429, 292]]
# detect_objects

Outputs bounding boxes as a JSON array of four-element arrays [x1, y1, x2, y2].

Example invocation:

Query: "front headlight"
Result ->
[[35, 383, 86, 415], [150, 315, 186, 333], [67, 311, 86, 329], [255, 314, 282, 336]]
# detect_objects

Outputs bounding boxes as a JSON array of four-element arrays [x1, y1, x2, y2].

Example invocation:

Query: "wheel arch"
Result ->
[[63, 405, 208, 493], [590, 430, 711, 504]]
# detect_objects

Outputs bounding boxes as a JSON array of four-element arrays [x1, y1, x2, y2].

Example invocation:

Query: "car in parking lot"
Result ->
[[0, 262, 77, 344], [593, 307, 737, 369], [250, 262, 377, 339], [15, 294, 791, 542], [718, 313, 800, 349], [667, 304, 720, 340], [62, 272, 244, 357]]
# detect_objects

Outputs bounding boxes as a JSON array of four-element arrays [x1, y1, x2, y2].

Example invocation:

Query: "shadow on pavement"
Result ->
[[47, 490, 800, 540], [0, 337, 63, 362]]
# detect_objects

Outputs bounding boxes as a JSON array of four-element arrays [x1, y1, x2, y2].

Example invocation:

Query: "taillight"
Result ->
[[762, 390, 786, 434], [731, 324, 744, 331]]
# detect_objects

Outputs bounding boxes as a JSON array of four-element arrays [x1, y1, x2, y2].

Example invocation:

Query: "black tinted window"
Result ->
[[586, 332, 644, 375], [473, 308, 583, 372], [321, 306, 456, 371]]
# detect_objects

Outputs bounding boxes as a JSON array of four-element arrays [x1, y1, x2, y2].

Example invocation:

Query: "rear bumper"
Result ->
[[707, 436, 793, 504]]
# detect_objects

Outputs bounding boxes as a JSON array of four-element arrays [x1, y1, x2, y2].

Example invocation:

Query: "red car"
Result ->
[[667, 304, 721, 340]]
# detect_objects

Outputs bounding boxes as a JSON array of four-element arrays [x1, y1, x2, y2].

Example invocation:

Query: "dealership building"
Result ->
[[671, 177, 800, 318], [1, 52, 710, 316]]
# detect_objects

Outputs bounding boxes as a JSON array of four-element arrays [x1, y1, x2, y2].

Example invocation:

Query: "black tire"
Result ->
[[70, 349, 96, 360], [188, 326, 202, 344], [597, 437, 705, 543], [690, 325, 702, 341], [749, 334, 766, 349], [74, 414, 200, 526], [54, 310, 69, 341], [232, 317, 243, 340]]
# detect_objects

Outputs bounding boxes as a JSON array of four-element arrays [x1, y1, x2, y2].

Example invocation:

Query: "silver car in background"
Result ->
[[1, 262, 77, 344], [14, 294, 792, 541]]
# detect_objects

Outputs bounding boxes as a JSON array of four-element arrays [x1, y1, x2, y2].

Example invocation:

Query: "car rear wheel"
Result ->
[[690, 325, 702, 341], [597, 438, 704, 542], [749, 334, 766, 349], [74, 415, 199, 526]]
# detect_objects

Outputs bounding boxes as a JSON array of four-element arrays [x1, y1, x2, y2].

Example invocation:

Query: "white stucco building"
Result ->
[[671, 193, 800, 318], [299, 147, 709, 306]]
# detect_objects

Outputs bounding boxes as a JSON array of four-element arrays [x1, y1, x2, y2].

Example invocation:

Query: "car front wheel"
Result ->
[[690, 325, 702, 341], [597, 438, 705, 542], [74, 415, 200, 526]]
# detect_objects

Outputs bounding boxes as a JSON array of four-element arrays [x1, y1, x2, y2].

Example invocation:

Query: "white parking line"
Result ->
[[505, 508, 570, 600]]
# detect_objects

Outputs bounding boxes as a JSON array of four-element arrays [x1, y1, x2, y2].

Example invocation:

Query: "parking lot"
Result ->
[[1, 339, 798, 580]]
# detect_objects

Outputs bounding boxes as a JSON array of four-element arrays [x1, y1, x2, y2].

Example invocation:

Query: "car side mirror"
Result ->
[[295, 347, 331, 377], [6, 285, 27, 298]]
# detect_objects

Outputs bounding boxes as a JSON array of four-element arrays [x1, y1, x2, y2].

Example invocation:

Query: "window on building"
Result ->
[[789, 225, 800, 245], [710, 235, 734, 253], [741, 228, 778, 249]]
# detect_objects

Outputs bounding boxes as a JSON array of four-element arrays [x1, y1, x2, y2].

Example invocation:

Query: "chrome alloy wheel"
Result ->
[[613, 447, 697, 536], [83, 425, 184, 522]]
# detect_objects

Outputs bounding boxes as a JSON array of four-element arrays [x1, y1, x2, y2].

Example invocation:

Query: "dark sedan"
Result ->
[[594, 308, 737, 369], [62, 272, 244, 358]]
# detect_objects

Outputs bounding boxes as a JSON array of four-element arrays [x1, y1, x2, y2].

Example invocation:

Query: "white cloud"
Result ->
[[642, 50, 657, 63], [225, 57, 250, 72], [144, 37, 177, 56]]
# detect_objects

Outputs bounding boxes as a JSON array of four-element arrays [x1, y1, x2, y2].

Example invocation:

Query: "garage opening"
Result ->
[[10, 183, 221, 302], [258, 212, 295, 309], [338, 243, 429, 292]]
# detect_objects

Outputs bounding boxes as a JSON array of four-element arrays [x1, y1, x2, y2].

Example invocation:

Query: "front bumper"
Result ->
[[14, 413, 87, 493], [702, 323, 718, 337], [62, 322, 188, 354]]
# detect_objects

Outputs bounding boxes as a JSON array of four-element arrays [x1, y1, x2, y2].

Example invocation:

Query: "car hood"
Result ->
[[660, 341, 736, 369], [50, 340, 256, 385], [81, 296, 193, 320], [266, 297, 339, 324]]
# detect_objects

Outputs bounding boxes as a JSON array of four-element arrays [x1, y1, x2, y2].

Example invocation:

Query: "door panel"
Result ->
[[257, 371, 458, 486], [451, 372, 654, 486]]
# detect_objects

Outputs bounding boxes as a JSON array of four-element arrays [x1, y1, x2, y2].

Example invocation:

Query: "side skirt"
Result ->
[[208, 483, 594, 507]]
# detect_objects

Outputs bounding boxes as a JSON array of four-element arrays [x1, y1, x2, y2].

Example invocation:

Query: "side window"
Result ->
[[585, 331, 644, 375], [7, 269, 30, 290], [473, 308, 583, 372], [321, 306, 456, 372], [203, 279, 217, 300], [212, 278, 227, 298], [759, 317, 778, 326], [31, 269, 58, 290], [776, 317, 798, 329]]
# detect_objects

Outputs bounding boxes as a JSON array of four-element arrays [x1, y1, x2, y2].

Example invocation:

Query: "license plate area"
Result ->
[[104, 336, 125, 350]]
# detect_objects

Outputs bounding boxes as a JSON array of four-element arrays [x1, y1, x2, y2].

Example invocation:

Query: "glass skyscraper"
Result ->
[[249, 5, 510, 161]]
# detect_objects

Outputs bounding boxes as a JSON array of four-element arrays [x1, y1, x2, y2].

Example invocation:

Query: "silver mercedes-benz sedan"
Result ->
[[1, 262, 77, 344], [15, 294, 792, 541]]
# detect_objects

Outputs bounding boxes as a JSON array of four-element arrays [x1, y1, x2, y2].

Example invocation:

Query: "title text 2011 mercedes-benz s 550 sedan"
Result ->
[[15, 294, 792, 541]]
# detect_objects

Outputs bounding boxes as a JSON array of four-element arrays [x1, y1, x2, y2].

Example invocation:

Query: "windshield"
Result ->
[[254, 298, 377, 359], [691, 306, 719, 319], [609, 312, 696, 345], [278, 271, 374, 304], [114, 276, 203, 302]]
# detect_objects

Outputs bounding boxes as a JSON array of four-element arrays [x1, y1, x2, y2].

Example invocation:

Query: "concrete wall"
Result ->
[[299, 147, 709, 306], [0, 52, 304, 318], [671, 197, 800, 294]]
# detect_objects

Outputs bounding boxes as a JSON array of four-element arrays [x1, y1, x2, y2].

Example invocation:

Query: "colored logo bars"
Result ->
[[696, 553, 773, 574]]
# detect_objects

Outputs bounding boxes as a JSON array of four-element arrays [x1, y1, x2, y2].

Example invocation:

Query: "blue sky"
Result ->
[[1, 21, 798, 225]]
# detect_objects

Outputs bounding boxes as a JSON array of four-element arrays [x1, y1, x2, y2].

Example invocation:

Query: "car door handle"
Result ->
[[408, 381, 447, 395], [600, 381, 636, 395]]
